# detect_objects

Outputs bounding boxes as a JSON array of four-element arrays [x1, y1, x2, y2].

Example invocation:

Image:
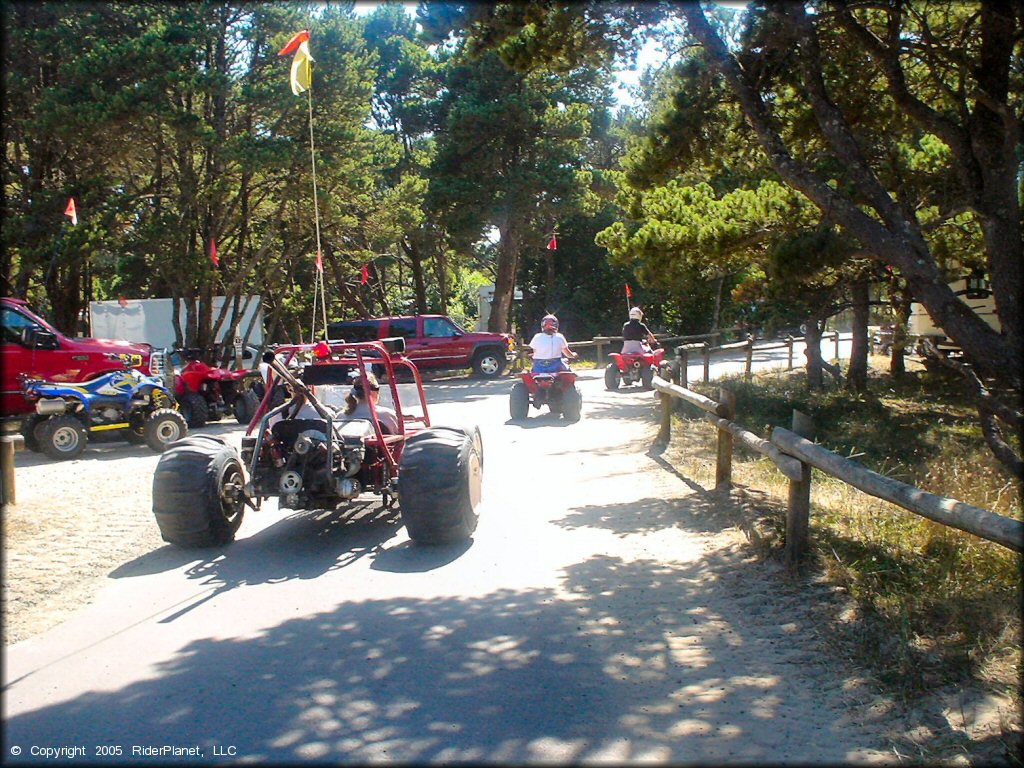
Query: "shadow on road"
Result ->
[[6, 548, 893, 764], [111, 502, 406, 592]]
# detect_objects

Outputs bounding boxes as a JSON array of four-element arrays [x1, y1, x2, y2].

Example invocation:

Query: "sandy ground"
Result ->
[[2, 408, 1020, 764]]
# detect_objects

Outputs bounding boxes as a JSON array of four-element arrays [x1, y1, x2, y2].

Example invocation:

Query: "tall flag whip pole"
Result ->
[[279, 30, 327, 342], [625, 282, 632, 314]]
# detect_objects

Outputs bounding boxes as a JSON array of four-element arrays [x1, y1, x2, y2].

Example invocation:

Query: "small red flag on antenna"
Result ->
[[360, 264, 369, 285], [64, 198, 78, 226], [547, 235, 557, 250], [210, 238, 219, 267], [625, 283, 632, 298], [315, 249, 323, 273]]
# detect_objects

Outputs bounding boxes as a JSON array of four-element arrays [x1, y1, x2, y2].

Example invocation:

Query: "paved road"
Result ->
[[5, 336, 884, 764]]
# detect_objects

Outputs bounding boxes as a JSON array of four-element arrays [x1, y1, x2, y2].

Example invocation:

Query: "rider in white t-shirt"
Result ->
[[528, 314, 577, 373]]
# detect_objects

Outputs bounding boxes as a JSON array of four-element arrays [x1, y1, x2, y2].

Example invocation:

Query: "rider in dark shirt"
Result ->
[[622, 307, 657, 354]]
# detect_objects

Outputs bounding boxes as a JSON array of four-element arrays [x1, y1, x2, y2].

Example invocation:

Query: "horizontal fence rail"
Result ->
[[651, 374, 1024, 561]]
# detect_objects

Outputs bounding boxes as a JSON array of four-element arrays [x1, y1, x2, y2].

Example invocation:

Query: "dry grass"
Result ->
[[667, 359, 1022, 730]]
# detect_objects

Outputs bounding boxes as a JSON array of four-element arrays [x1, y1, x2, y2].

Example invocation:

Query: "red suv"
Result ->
[[1, 297, 160, 418], [327, 314, 515, 378]]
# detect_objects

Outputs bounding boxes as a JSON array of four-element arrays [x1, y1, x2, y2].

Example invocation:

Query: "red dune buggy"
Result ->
[[152, 338, 483, 548]]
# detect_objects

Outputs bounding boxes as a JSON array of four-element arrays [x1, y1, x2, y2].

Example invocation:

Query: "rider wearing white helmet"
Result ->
[[622, 307, 657, 354], [528, 313, 577, 373]]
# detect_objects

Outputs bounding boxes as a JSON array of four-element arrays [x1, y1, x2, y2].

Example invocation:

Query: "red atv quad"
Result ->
[[605, 344, 665, 391], [152, 337, 484, 548], [509, 365, 582, 422], [172, 346, 261, 428]]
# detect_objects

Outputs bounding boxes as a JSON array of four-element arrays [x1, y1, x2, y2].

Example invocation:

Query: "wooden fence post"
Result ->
[[595, 336, 606, 364], [703, 342, 711, 383], [785, 410, 815, 567], [786, 335, 794, 370], [744, 336, 754, 380], [678, 347, 689, 390], [1, 432, 25, 506], [833, 331, 840, 361], [715, 387, 735, 490], [657, 383, 673, 445]]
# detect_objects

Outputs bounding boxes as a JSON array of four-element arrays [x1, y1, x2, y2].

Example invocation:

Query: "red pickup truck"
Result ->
[[1, 297, 160, 418], [327, 314, 515, 378]]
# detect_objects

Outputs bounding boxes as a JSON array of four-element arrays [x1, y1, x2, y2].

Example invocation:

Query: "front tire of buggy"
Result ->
[[152, 436, 246, 547], [397, 428, 482, 545]]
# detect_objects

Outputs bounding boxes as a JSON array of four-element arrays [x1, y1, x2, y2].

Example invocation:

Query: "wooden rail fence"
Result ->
[[652, 374, 1024, 562]]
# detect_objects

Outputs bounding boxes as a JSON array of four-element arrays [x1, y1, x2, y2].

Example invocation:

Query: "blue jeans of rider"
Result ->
[[532, 357, 569, 374]]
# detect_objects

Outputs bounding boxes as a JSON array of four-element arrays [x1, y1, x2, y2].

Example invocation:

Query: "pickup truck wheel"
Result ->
[[152, 436, 245, 547], [472, 349, 505, 378], [144, 408, 188, 452], [180, 391, 208, 428], [509, 381, 530, 420], [397, 428, 482, 544], [604, 363, 620, 390], [39, 415, 88, 461]]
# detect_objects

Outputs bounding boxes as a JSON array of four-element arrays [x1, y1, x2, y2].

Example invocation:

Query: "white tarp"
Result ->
[[89, 296, 263, 350]]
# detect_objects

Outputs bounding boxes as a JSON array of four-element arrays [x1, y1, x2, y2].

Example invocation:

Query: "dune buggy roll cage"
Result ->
[[245, 337, 431, 476]]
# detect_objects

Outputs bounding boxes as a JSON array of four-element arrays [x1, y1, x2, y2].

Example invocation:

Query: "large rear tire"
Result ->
[[604, 363, 620, 391], [179, 391, 208, 428], [39, 415, 88, 461], [144, 408, 188, 452], [152, 436, 246, 547], [397, 428, 482, 545], [509, 381, 529, 420]]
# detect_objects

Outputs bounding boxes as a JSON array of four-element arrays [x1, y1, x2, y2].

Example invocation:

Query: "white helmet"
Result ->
[[628, 307, 643, 320]]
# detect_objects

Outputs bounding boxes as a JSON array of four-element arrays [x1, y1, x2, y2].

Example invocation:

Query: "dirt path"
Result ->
[[2, 376, 1018, 764]]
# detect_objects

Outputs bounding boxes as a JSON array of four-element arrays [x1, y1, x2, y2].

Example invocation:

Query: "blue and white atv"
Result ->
[[21, 362, 187, 461]]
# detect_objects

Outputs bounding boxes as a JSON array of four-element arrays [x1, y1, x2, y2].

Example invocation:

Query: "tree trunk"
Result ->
[[890, 287, 912, 377], [846, 278, 869, 393], [489, 219, 521, 333], [803, 317, 824, 391]]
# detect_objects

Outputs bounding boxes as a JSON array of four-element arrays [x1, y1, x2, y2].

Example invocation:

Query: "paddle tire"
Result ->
[[152, 436, 246, 547], [144, 408, 188, 452], [430, 423, 484, 469], [397, 428, 482, 545], [38, 414, 88, 461], [509, 381, 530, 420], [179, 391, 208, 428], [562, 384, 583, 422], [604, 363, 620, 390]]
